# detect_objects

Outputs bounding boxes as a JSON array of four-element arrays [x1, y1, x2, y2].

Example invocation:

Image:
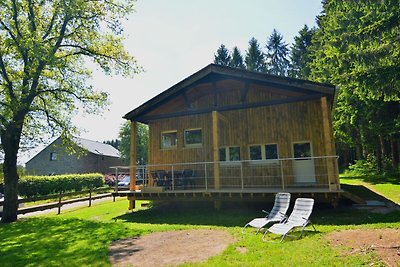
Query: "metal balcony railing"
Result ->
[[111, 156, 339, 192]]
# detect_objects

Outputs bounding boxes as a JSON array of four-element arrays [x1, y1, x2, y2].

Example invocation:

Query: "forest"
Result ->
[[211, 0, 399, 175]]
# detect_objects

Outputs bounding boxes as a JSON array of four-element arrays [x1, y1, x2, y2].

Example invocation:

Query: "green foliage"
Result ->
[[265, 29, 290, 76], [309, 0, 400, 172], [229, 46, 245, 69], [289, 25, 316, 79], [119, 121, 148, 165], [213, 44, 231, 66], [0, 0, 139, 221], [245, 37, 266, 72], [18, 173, 104, 197]]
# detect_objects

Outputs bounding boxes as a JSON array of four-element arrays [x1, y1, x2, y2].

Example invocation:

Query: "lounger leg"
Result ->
[[242, 224, 249, 233]]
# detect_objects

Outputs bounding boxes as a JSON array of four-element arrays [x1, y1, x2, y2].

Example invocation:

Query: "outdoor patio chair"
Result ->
[[242, 192, 291, 234], [262, 197, 316, 242]]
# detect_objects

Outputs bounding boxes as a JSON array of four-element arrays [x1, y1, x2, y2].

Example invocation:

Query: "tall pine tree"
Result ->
[[265, 29, 290, 76], [245, 37, 266, 72], [310, 0, 400, 171], [289, 25, 316, 79], [214, 44, 231, 66], [230, 46, 245, 69]]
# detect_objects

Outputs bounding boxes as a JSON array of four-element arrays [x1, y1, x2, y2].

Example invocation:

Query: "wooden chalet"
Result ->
[[119, 64, 341, 208]]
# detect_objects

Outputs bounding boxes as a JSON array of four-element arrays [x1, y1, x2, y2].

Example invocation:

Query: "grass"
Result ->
[[340, 174, 400, 204], [1, 185, 399, 266]]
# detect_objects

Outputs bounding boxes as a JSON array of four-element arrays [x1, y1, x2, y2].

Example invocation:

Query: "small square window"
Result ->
[[50, 152, 57, 161], [249, 145, 262, 160], [184, 129, 202, 146], [294, 142, 311, 158], [229, 147, 240, 161], [265, 144, 278, 159], [161, 131, 177, 149]]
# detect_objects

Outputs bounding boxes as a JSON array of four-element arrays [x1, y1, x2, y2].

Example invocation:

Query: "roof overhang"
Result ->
[[124, 64, 336, 122]]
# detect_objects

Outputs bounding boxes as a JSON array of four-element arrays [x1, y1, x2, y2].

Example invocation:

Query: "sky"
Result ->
[[22, 0, 323, 163]]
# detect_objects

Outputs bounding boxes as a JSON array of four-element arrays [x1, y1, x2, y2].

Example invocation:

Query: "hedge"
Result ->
[[17, 173, 104, 197]]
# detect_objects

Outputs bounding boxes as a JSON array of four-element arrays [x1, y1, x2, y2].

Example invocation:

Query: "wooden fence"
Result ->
[[0, 187, 114, 216]]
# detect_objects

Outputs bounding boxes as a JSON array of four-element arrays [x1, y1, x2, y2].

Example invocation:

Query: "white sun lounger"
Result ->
[[263, 197, 316, 242], [242, 192, 291, 234]]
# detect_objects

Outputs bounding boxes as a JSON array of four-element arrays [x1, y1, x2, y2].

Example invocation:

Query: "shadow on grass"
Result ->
[[341, 184, 393, 202], [114, 200, 400, 228], [0, 217, 137, 267], [115, 201, 266, 227]]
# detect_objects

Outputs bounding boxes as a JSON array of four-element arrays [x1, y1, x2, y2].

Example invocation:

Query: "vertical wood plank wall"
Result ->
[[145, 81, 338, 188]]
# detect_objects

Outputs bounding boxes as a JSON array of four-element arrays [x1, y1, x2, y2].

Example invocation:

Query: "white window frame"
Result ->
[[219, 146, 241, 164], [248, 143, 279, 164], [184, 128, 202, 147], [161, 130, 178, 149]]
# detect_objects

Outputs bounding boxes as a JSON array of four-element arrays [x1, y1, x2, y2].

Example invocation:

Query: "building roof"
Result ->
[[73, 137, 120, 158], [124, 63, 336, 122]]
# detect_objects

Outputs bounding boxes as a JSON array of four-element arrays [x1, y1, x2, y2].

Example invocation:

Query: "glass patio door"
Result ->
[[293, 142, 316, 184]]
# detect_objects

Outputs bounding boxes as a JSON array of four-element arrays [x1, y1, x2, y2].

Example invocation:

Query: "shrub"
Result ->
[[18, 173, 104, 197]]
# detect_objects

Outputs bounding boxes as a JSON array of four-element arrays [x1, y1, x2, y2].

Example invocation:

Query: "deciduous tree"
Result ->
[[0, 0, 139, 222]]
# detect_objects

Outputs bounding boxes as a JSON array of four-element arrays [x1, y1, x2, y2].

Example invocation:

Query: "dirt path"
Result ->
[[109, 229, 235, 267], [326, 228, 400, 266]]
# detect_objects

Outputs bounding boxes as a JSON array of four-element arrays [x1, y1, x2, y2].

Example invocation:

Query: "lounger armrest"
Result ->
[[262, 210, 270, 217], [279, 212, 288, 222], [301, 217, 312, 226]]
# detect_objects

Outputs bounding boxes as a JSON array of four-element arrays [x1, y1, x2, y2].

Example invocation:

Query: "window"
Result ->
[[219, 146, 240, 162], [249, 144, 278, 161], [50, 152, 57, 161], [249, 145, 262, 160], [265, 144, 278, 159], [293, 142, 312, 158], [184, 129, 202, 146], [161, 131, 177, 149]]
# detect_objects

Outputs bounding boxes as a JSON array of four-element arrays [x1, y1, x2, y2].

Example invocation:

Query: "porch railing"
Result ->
[[113, 156, 339, 192]]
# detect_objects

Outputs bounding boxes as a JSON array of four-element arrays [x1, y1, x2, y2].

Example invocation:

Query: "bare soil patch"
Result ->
[[109, 229, 235, 267], [326, 228, 400, 266]]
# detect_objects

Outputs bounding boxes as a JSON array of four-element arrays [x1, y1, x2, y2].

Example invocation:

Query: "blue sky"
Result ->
[[71, 0, 323, 142]]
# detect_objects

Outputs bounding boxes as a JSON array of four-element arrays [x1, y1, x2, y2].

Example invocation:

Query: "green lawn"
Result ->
[[1, 193, 399, 266]]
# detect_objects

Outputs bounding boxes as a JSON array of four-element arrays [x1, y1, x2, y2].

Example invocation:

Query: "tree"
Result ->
[[245, 37, 266, 72], [309, 0, 400, 172], [229, 46, 245, 69], [103, 139, 120, 150], [289, 25, 316, 79], [213, 44, 231, 66], [0, 0, 139, 222], [118, 121, 148, 165], [265, 29, 290, 76]]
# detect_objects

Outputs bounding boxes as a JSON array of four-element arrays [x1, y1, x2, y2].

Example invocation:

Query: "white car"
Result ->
[[0, 193, 23, 213]]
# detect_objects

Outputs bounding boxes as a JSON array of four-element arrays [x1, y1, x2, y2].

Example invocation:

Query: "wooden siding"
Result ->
[[142, 77, 338, 188]]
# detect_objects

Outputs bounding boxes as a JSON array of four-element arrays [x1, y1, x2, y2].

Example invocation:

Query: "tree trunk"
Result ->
[[391, 140, 399, 169], [376, 137, 383, 173], [1, 125, 23, 223]]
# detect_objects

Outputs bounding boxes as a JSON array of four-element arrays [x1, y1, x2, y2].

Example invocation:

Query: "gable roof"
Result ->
[[73, 137, 120, 158], [124, 63, 336, 121]]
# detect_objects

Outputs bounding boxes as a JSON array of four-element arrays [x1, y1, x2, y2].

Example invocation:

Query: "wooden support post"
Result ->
[[214, 199, 221, 210], [128, 196, 135, 210], [130, 121, 137, 191], [57, 192, 62, 215], [321, 96, 339, 191], [88, 187, 92, 207], [212, 111, 220, 190]]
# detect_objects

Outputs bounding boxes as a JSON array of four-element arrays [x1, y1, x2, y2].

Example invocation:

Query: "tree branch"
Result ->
[[11, 0, 22, 37], [27, 0, 37, 32], [0, 54, 15, 100]]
